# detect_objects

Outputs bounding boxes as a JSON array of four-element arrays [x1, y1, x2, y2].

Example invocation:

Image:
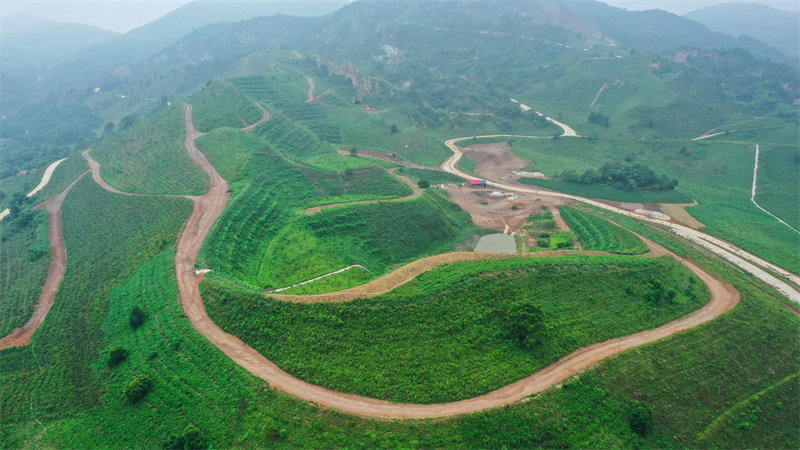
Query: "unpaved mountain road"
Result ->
[[240, 103, 271, 132], [0, 171, 88, 349], [302, 168, 423, 215], [173, 104, 742, 418], [442, 135, 800, 303]]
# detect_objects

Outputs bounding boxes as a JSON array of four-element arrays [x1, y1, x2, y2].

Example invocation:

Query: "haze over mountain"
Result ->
[[685, 2, 800, 60]]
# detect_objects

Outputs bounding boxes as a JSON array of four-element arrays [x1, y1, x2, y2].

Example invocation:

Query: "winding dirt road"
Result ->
[[240, 103, 271, 132], [170, 103, 743, 419], [302, 169, 423, 215], [0, 171, 88, 349]]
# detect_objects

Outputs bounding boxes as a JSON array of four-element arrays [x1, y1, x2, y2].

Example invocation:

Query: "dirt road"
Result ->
[[267, 250, 612, 303], [305, 77, 315, 103], [302, 168, 422, 215], [442, 135, 800, 303], [82, 150, 139, 195], [0, 171, 88, 349], [27, 157, 68, 198], [240, 103, 271, 132]]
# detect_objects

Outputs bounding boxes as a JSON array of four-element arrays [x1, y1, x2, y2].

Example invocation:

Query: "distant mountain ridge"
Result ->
[[685, 3, 799, 61]]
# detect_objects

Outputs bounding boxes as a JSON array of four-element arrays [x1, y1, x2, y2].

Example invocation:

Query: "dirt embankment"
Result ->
[[0, 170, 88, 349]]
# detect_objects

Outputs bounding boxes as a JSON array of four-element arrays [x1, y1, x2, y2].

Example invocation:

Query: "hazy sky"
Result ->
[[1, 1, 798, 33]]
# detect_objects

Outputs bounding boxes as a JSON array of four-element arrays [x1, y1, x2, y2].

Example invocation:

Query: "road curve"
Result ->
[[0, 171, 88, 349], [175, 104, 741, 418], [442, 135, 800, 303], [302, 168, 423, 216], [240, 103, 271, 132]]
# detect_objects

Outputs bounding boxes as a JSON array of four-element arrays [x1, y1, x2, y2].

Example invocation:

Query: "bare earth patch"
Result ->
[[445, 185, 573, 233]]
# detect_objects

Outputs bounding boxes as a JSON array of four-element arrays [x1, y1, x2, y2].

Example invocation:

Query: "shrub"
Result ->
[[107, 346, 129, 368], [629, 401, 654, 436], [417, 180, 431, 189], [123, 374, 153, 404], [129, 306, 147, 329], [163, 424, 207, 449], [504, 299, 547, 348]]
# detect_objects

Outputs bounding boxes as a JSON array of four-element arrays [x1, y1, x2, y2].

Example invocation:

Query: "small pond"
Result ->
[[474, 233, 516, 253]]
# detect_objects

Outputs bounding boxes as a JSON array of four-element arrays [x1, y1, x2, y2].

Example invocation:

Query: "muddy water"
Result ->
[[474, 234, 516, 253]]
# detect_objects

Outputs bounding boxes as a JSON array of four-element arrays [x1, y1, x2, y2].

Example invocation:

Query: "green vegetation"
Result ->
[[559, 161, 678, 191], [0, 178, 192, 445], [508, 136, 798, 271], [396, 167, 464, 185], [189, 80, 264, 132], [33, 154, 89, 200], [520, 178, 693, 203], [199, 144, 415, 287], [106, 346, 128, 368], [277, 265, 374, 295], [259, 191, 474, 289], [0, 208, 49, 336], [304, 153, 393, 171], [90, 105, 208, 195], [549, 231, 575, 249], [123, 374, 153, 404], [128, 306, 146, 329], [628, 401, 654, 436], [755, 145, 800, 230], [561, 206, 648, 254], [205, 255, 708, 403]]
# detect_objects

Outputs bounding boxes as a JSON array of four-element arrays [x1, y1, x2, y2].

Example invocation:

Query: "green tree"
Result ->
[[417, 180, 430, 188], [129, 306, 147, 329], [123, 374, 152, 404], [628, 401, 654, 436], [505, 300, 547, 348]]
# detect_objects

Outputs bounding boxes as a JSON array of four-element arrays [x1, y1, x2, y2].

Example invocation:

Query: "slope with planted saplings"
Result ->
[[204, 255, 708, 403], [2, 5, 799, 445], [561, 206, 649, 254]]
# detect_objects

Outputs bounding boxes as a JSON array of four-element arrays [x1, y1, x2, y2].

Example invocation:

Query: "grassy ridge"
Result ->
[[561, 206, 648, 254], [0, 179, 192, 436], [198, 145, 413, 287], [90, 105, 208, 195], [0, 210, 49, 336], [189, 81, 264, 132], [205, 255, 708, 403], [258, 190, 475, 289]]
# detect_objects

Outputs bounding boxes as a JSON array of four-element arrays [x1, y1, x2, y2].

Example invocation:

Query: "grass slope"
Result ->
[[205, 255, 707, 403], [0, 210, 49, 336], [90, 105, 208, 195], [258, 190, 475, 289], [0, 179, 192, 444], [189, 80, 264, 132], [2, 209, 798, 447]]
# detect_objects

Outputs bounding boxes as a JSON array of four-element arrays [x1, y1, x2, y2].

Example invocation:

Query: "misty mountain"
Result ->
[[568, 0, 797, 67], [685, 3, 799, 61], [2, 0, 797, 177], [0, 16, 118, 69], [47, 1, 350, 88]]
